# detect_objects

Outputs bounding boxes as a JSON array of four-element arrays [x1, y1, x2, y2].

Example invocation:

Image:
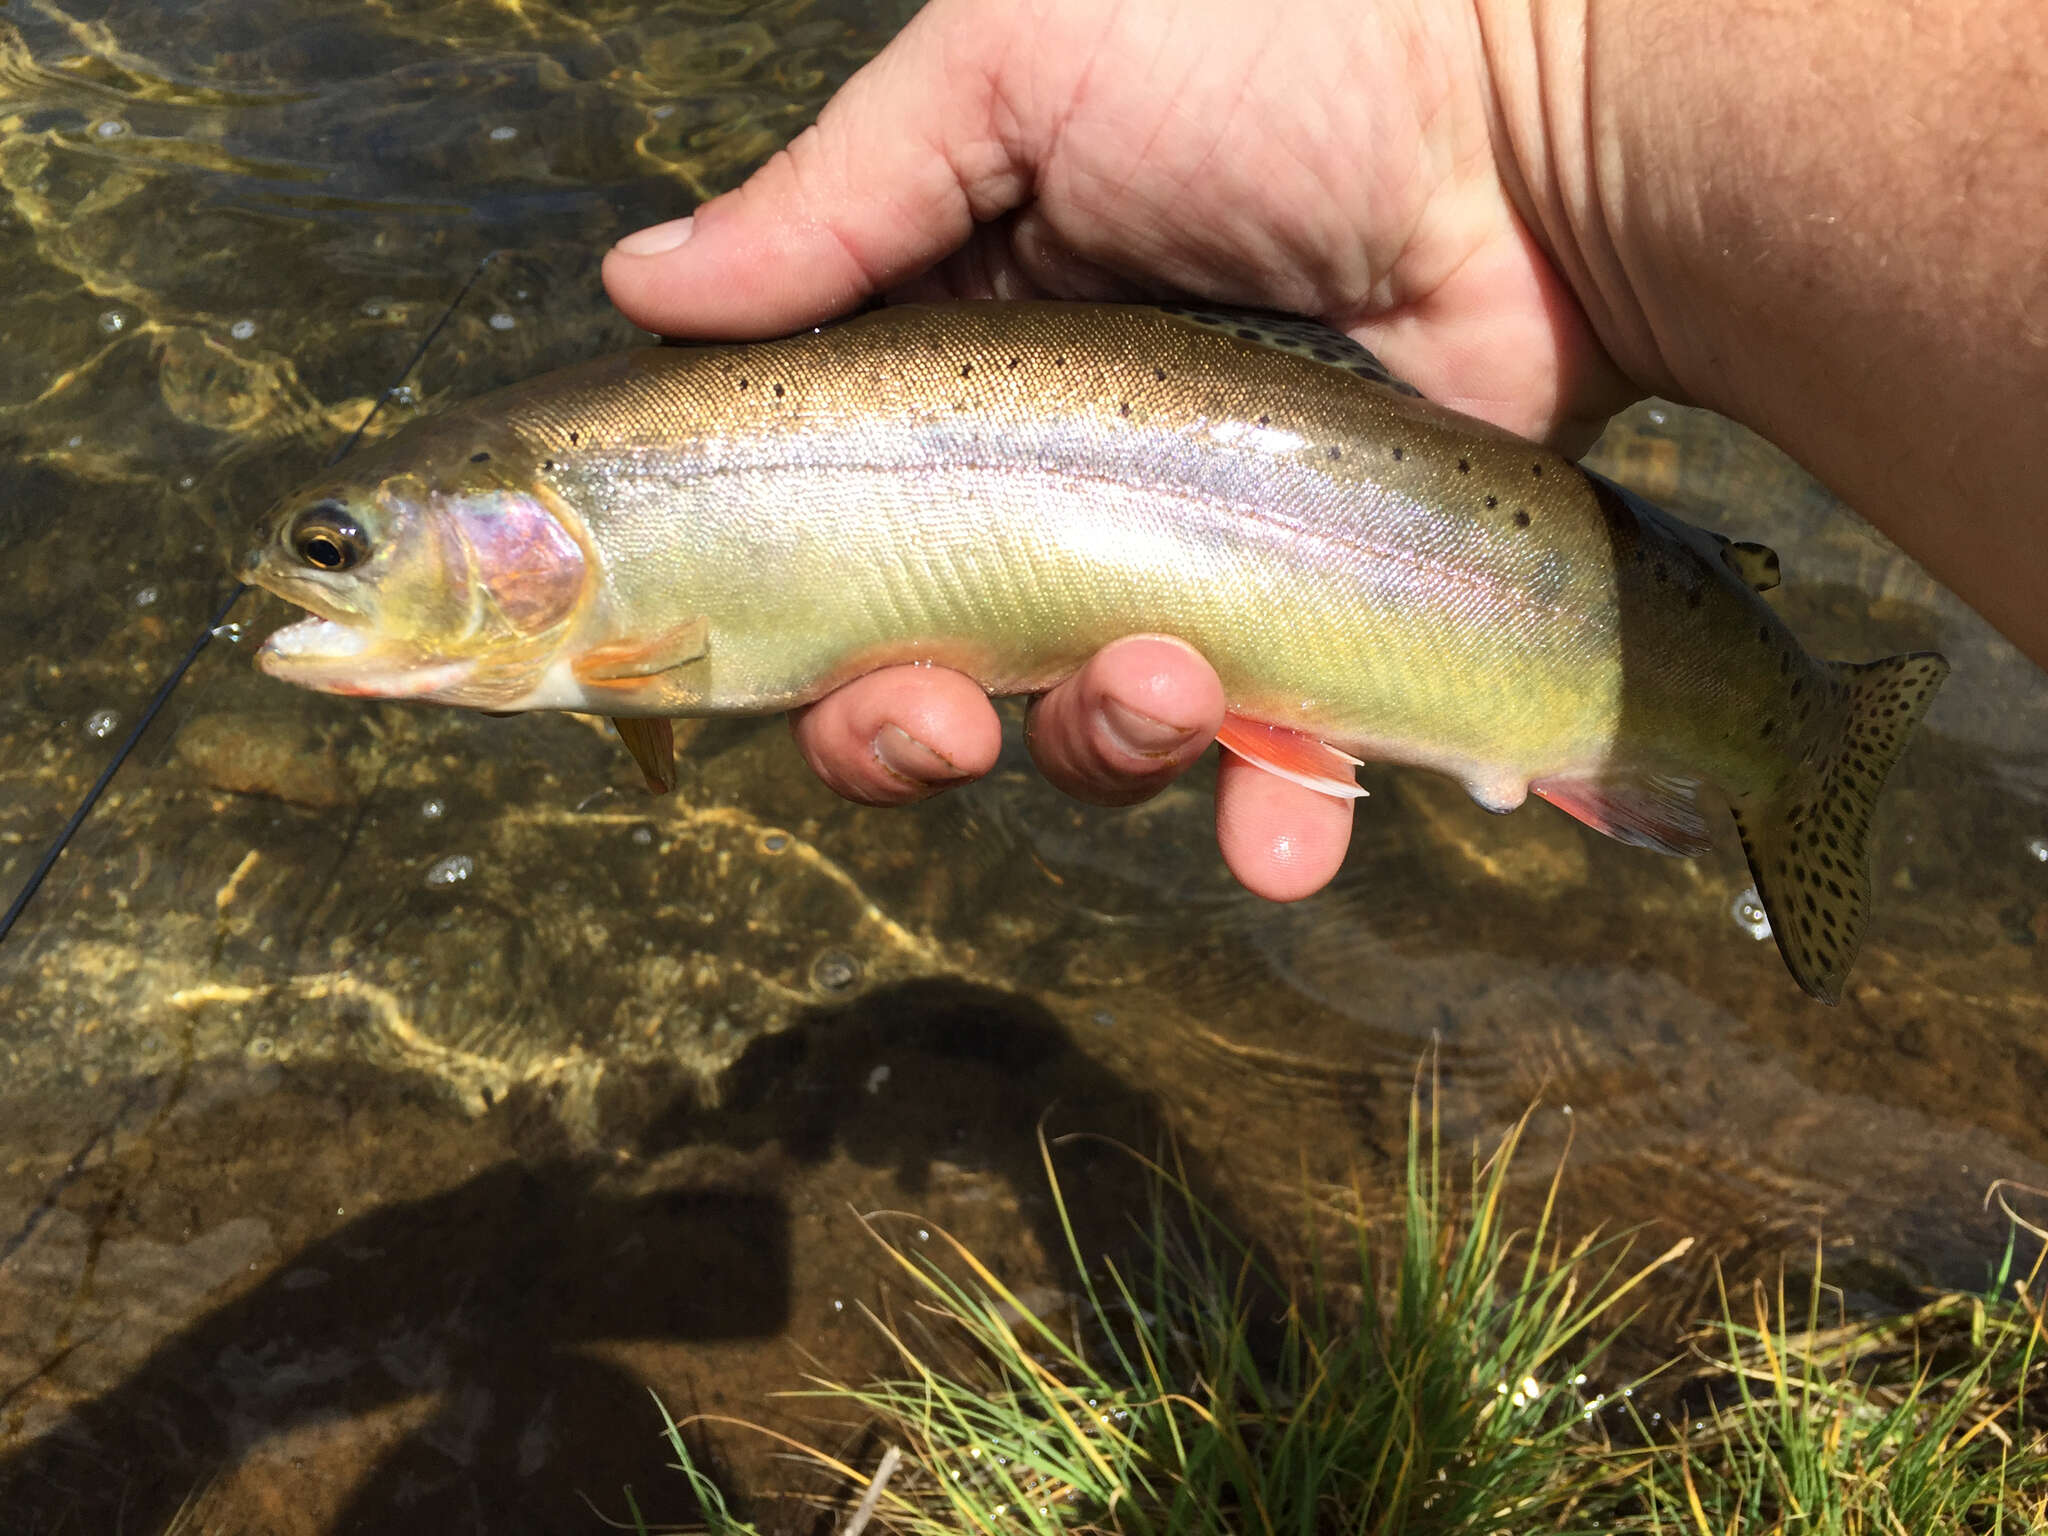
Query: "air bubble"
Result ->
[[812, 950, 859, 992], [488, 124, 518, 141], [85, 708, 119, 739], [176, 474, 196, 491], [360, 299, 385, 319], [133, 586, 159, 607], [630, 825, 654, 846], [488, 312, 517, 331], [1731, 886, 1772, 941], [387, 383, 418, 407], [424, 853, 475, 888], [98, 309, 126, 334], [229, 319, 256, 341], [2027, 836, 2048, 863], [248, 1036, 275, 1058], [94, 119, 127, 139], [865, 1063, 891, 1095], [209, 621, 245, 642], [419, 798, 446, 822], [651, 104, 675, 120], [1646, 407, 1668, 426], [757, 830, 790, 854]]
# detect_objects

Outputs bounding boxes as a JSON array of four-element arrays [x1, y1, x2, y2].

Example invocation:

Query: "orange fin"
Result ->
[[612, 716, 677, 794], [575, 616, 709, 685], [1215, 714, 1367, 800], [1531, 772, 1711, 857]]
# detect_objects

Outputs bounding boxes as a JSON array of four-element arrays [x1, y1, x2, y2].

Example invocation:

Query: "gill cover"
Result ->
[[430, 486, 588, 640]]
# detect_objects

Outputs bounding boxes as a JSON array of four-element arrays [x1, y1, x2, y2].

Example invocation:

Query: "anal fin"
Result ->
[[1215, 714, 1367, 799], [612, 716, 677, 795], [1532, 771, 1712, 857]]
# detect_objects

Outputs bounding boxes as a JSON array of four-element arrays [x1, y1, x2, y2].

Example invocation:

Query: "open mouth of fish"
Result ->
[[259, 613, 376, 666]]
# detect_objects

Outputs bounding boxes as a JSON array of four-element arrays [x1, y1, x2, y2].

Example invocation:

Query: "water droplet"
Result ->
[[488, 124, 518, 141], [419, 798, 446, 822], [93, 118, 127, 139], [488, 312, 516, 331], [2027, 836, 2048, 863], [98, 309, 126, 334], [424, 853, 475, 888], [84, 708, 119, 739], [229, 319, 256, 341], [811, 951, 859, 992], [133, 585, 159, 607], [1730, 885, 1771, 941]]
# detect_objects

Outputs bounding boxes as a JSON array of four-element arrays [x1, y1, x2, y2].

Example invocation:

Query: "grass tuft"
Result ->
[[632, 1081, 2048, 1536]]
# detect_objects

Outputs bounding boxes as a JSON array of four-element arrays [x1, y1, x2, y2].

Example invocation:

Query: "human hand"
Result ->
[[603, 0, 1641, 900]]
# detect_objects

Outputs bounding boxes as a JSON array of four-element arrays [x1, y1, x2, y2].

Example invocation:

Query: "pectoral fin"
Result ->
[[1215, 714, 1368, 799], [574, 616, 709, 684], [612, 716, 677, 795]]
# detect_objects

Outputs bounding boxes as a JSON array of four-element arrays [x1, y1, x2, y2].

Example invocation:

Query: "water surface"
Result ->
[[2, 1, 2045, 1530]]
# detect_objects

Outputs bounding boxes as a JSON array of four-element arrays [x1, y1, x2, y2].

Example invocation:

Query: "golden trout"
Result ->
[[242, 301, 1946, 1003]]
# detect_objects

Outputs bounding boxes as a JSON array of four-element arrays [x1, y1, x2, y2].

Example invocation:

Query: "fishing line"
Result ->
[[0, 250, 505, 948]]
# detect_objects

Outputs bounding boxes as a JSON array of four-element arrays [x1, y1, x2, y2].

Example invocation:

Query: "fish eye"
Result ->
[[289, 502, 369, 572]]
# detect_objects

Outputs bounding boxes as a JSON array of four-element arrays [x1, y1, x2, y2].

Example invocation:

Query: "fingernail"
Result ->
[[873, 724, 969, 787], [613, 216, 694, 257], [1101, 698, 1194, 759]]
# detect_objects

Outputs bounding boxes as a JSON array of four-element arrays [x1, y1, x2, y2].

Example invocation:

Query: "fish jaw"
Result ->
[[256, 613, 479, 700]]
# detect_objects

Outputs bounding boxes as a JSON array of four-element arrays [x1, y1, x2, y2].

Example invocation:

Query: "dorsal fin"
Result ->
[[1721, 540, 1782, 592], [1154, 304, 1423, 397]]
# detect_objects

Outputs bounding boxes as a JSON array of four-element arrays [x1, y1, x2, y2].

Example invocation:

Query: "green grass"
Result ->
[[625, 1086, 2048, 1536]]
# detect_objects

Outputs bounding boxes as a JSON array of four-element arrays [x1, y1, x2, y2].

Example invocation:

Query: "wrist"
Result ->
[[1469, 0, 1686, 402]]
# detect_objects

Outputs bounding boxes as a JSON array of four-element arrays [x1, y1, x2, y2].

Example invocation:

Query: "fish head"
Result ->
[[242, 430, 591, 707]]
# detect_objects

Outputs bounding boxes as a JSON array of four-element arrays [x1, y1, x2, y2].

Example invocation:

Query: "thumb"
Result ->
[[603, 4, 1030, 338]]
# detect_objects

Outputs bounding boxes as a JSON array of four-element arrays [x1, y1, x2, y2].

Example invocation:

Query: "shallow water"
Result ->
[[1, 1, 2045, 1530]]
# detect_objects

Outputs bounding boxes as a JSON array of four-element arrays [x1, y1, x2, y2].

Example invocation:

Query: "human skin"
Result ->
[[603, 0, 2047, 902]]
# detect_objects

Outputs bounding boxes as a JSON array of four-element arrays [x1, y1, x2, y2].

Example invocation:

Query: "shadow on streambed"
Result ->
[[0, 978, 1270, 1536]]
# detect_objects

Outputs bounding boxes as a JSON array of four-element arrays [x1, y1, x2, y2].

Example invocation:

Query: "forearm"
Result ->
[[1480, 0, 2048, 665]]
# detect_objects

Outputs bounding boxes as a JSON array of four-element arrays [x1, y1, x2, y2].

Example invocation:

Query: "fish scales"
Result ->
[[243, 301, 1947, 1001], [501, 308, 1627, 781]]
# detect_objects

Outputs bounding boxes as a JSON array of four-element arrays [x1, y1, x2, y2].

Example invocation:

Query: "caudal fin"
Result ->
[[1732, 652, 1948, 1004]]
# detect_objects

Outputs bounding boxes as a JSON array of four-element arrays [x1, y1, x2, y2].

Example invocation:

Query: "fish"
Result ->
[[241, 300, 1947, 1004]]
